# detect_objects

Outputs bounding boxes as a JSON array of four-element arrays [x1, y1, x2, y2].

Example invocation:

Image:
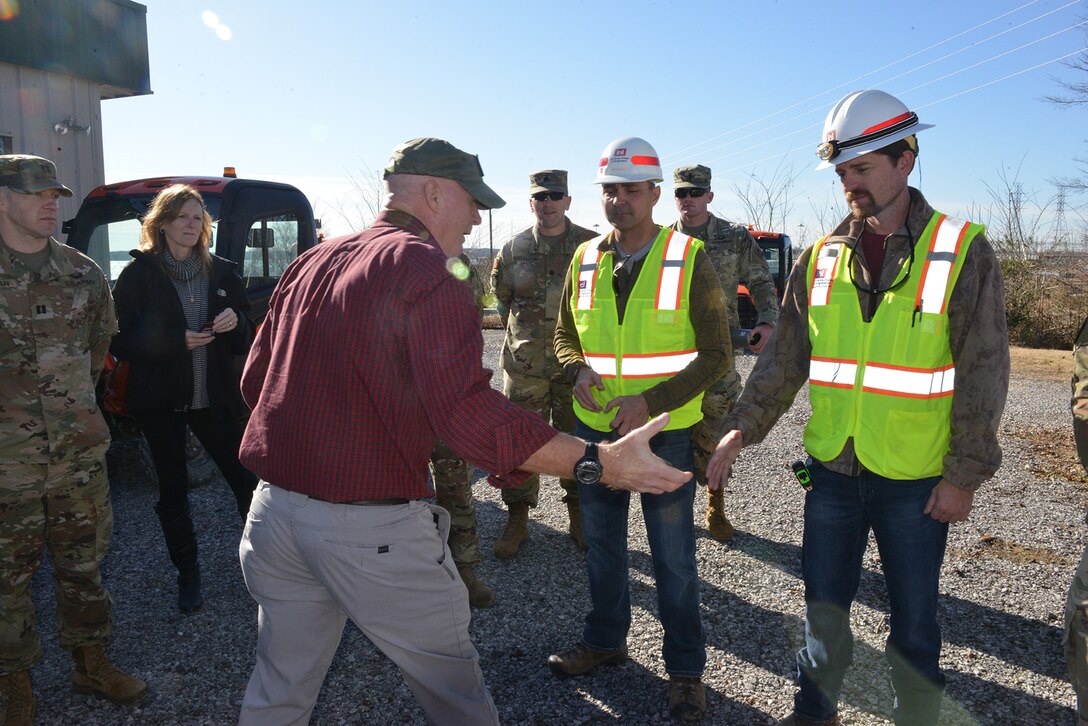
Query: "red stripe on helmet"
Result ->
[[861, 112, 912, 136], [630, 155, 659, 166]]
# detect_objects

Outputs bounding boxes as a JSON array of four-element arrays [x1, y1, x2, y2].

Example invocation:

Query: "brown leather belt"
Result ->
[[343, 498, 411, 506]]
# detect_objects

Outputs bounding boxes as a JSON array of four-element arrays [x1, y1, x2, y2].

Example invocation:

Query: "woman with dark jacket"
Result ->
[[110, 183, 258, 614]]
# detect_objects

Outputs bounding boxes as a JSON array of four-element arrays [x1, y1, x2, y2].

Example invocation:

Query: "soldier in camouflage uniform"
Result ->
[[1067, 314, 1088, 726], [669, 164, 779, 541], [490, 170, 596, 556], [430, 254, 494, 608], [0, 156, 147, 725]]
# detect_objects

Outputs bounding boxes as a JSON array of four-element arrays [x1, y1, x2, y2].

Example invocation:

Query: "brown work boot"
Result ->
[[456, 564, 496, 609], [72, 644, 148, 705], [547, 643, 627, 678], [705, 486, 734, 542], [773, 713, 840, 726], [494, 502, 529, 558], [668, 676, 706, 722], [566, 501, 588, 552], [0, 670, 35, 726]]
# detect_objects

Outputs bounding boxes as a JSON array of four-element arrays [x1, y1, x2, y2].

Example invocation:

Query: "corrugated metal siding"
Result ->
[[0, 61, 106, 220], [0, 0, 150, 98]]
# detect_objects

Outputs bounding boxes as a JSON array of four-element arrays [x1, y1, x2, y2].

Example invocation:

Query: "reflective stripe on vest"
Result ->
[[569, 228, 704, 432], [586, 350, 698, 379], [575, 247, 605, 311], [863, 362, 955, 398], [810, 357, 955, 399], [655, 229, 695, 311], [913, 215, 970, 316], [809, 356, 858, 389]]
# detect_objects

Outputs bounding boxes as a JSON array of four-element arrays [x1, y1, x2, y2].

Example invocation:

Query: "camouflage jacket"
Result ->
[[670, 214, 779, 332], [491, 219, 596, 380], [723, 188, 1009, 490], [671, 214, 779, 398], [0, 236, 117, 464], [1073, 316, 1088, 472]]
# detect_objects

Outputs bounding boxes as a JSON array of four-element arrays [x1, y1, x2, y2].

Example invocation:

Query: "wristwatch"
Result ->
[[574, 442, 604, 485]]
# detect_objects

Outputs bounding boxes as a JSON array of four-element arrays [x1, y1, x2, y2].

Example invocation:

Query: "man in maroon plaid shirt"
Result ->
[[235, 137, 691, 725]]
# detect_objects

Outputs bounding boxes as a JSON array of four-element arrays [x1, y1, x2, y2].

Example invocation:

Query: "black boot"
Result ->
[[156, 503, 203, 613]]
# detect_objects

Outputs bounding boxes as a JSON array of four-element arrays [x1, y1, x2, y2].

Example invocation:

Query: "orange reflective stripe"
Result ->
[[620, 350, 698, 378], [584, 352, 617, 378], [862, 362, 955, 399], [809, 356, 858, 389], [575, 246, 604, 311], [914, 216, 969, 315], [654, 230, 693, 311]]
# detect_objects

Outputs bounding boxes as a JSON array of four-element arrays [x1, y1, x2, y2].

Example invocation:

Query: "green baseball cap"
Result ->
[[529, 169, 568, 195], [0, 154, 73, 197], [384, 137, 505, 210], [673, 164, 712, 190]]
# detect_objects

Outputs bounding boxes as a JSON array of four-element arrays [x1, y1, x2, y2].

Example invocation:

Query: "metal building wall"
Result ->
[[0, 61, 105, 222]]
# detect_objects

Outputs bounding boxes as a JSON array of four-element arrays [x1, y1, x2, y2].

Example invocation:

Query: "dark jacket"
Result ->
[[110, 250, 254, 417]]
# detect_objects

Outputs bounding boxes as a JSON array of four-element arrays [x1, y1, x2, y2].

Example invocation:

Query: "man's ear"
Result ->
[[424, 178, 442, 212]]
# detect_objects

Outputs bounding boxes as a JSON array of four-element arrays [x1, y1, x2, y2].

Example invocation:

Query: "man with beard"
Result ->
[[707, 91, 1009, 725]]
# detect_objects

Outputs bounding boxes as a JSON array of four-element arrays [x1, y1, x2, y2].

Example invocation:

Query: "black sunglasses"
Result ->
[[532, 191, 565, 202], [674, 188, 708, 199]]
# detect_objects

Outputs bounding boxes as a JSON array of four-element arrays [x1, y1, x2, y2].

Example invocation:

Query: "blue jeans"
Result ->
[[794, 462, 947, 726], [575, 421, 705, 677]]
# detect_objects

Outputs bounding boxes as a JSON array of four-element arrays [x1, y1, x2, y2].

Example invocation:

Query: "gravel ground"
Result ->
[[21, 330, 1084, 725]]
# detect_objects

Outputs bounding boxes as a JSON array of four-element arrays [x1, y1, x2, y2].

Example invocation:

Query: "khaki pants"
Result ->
[[238, 482, 498, 726]]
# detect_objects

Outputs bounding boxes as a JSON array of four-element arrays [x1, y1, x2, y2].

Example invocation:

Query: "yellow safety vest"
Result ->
[[804, 211, 983, 479], [570, 227, 704, 433]]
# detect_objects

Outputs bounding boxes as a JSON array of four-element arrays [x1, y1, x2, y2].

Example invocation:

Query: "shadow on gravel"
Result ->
[[729, 531, 1066, 679]]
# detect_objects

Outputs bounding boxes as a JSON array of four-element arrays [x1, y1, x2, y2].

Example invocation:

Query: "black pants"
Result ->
[[137, 406, 257, 519]]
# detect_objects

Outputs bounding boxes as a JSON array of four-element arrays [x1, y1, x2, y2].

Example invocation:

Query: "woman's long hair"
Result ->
[[139, 184, 213, 273]]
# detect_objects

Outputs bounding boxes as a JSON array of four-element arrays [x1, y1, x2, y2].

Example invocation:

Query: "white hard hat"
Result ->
[[595, 136, 664, 184], [815, 90, 933, 171]]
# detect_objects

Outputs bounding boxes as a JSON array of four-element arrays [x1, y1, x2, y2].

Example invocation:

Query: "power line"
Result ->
[[663, 0, 1063, 162]]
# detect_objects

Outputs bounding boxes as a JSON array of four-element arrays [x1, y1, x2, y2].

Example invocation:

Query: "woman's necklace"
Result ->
[[186, 276, 196, 303]]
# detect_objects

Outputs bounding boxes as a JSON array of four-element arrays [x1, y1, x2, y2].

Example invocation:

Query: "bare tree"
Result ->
[[807, 185, 850, 239], [982, 159, 1058, 261], [1046, 13, 1088, 195], [316, 165, 385, 234], [730, 158, 804, 231]]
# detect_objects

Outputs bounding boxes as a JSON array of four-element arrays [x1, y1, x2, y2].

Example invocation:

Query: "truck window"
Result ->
[[242, 213, 299, 288]]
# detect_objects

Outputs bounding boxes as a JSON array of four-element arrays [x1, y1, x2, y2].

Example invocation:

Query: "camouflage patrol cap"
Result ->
[[673, 164, 712, 190], [384, 137, 506, 210], [0, 155, 73, 197], [529, 169, 568, 195]]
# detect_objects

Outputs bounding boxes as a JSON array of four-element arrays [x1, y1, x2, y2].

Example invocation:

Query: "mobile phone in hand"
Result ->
[[201, 322, 216, 335]]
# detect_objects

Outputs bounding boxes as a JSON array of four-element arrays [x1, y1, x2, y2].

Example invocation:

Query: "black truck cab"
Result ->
[[63, 174, 318, 321]]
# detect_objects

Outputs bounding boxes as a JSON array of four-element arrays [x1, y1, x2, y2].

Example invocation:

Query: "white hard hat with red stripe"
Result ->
[[815, 90, 933, 171], [595, 136, 664, 184]]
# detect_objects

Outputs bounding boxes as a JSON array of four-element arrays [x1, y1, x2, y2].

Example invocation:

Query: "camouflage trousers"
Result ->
[[1066, 536, 1088, 719], [430, 440, 481, 568], [501, 371, 577, 507], [0, 452, 114, 673], [692, 384, 739, 488]]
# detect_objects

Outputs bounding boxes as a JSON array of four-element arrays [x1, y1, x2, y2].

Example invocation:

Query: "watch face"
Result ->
[[575, 457, 603, 484]]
